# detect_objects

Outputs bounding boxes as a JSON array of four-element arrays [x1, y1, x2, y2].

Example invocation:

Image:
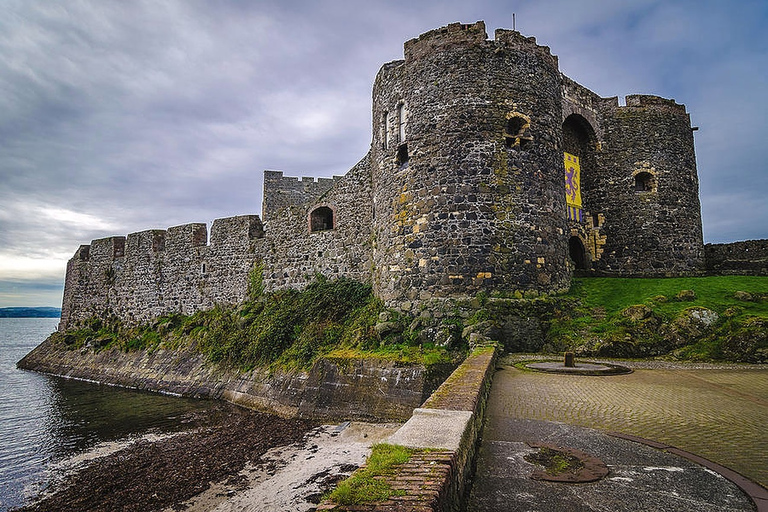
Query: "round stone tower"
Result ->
[[370, 22, 571, 306], [594, 95, 704, 274]]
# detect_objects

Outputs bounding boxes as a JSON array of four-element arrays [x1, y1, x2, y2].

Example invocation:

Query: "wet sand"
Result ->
[[14, 403, 395, 512]]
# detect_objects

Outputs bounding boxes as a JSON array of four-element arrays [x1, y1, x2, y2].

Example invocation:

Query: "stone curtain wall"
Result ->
[[261, 156, 374, 291], [262, 170, 341, 222], [705, 240, 768, 275], [59, 215, 265, 330], [593, 95, 704, 275], [370, 22, 571, 308]]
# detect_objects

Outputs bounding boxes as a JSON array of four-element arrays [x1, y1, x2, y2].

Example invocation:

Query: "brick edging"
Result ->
[[319, 346, 498, 511]]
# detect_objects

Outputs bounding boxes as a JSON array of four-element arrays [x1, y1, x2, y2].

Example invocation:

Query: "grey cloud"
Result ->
[[0, 0, 766, 307]]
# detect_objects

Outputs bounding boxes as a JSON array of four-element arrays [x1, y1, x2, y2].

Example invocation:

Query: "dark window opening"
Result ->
[[569, 236, 588, 270], [201, 263, 207, 274], [634, 172, 654, 192], [396, 143, 409, 166], [309, 206, 334, 232], [592, 213, 600, 227], [505, 116, 531, 149]]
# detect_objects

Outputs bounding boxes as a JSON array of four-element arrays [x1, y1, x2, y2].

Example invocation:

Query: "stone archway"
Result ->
[[569, 236, 588, 270]]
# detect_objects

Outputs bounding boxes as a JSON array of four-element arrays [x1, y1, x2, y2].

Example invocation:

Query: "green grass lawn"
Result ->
[[549, 276, 768, 362], [568, 275, 768, 317]]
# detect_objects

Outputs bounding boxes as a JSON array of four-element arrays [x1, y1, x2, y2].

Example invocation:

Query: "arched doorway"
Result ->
[[562, 114, 598, 224], [569, 236, 588, 270]]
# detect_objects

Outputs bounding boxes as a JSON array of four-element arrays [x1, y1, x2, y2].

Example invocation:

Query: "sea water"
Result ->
[[0, 318, 218, 511]]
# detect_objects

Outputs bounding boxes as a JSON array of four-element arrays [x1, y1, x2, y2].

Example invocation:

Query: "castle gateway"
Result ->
[[60, 21, 704, 329]]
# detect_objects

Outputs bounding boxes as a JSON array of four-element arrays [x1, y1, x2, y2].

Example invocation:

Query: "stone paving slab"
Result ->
[[386, 408, 473, 450], [490, 361, 768, 487], [466, 361, 768, 511], [467, 418, 755, 512]]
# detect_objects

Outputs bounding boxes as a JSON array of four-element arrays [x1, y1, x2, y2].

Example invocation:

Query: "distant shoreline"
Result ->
[[0, 307, 61, 318]]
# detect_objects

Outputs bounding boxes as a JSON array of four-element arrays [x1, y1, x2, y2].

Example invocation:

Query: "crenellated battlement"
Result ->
[[60, 214, 268, 329], [625, 94, 688, 114], [262, 170, 342, 221], [210, 215, 264, 248], [600, 95, 689, 115], [402, 21, 560, 72], [404, 21, 488, 61], [126, 230, 166, 257], [494, 29, 559, 69]]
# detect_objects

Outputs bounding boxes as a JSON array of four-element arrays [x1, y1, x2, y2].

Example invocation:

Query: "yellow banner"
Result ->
[[564, 152, 582, 208]]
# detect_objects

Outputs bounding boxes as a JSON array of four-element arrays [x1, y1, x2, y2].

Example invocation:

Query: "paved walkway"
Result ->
[[467, 358, 768, 511]]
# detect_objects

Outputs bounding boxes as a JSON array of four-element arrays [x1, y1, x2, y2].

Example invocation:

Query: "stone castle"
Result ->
[[59, 21, 767, 331]]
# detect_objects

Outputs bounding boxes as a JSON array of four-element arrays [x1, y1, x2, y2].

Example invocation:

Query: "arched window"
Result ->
[[309, 206, 335, 232], [634, 171, 655, 193], [505, 115, 531, 149]]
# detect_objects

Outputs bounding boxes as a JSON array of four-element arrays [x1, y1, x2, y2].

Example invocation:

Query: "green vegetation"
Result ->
[[51, 276, 462, 371], [548, 276, 768, 362], [524, 446, 584, 476], [327, 444, 413, 505], [51, 275, 768, 367]]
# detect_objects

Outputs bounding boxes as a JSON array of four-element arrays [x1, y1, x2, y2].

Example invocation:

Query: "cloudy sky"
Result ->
[[1, 0, 766, 307]]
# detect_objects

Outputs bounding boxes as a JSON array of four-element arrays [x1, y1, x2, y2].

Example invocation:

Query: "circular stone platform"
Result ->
[[525, 361, 631, 375]]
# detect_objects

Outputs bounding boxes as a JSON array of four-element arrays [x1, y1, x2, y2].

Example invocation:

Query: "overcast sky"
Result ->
[[1, 0, 766, 307]]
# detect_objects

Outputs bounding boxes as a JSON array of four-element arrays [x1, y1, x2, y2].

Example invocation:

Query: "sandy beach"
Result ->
[[15, 402, 398, 512]]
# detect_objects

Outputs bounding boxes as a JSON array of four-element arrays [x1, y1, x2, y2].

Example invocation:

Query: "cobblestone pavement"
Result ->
[[492, 356, 768, 488]]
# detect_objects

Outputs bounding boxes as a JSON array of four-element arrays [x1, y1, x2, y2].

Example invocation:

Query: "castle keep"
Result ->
[[60, 21, 713, 330]]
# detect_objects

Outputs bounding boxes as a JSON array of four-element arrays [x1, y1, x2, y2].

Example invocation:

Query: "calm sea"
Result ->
[[0, 318, 218, 511]]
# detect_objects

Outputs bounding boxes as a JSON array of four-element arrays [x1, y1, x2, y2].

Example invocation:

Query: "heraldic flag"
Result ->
[[564, 152, 582, 222]]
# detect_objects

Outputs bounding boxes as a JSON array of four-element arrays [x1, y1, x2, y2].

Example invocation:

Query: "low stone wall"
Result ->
[[17, 338, 450, 422], [705, 240, 768, 276], [319, 345, 498, 511]]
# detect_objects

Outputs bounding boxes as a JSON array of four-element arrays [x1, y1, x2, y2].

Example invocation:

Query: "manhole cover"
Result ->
[[524, 443, 610, 483]]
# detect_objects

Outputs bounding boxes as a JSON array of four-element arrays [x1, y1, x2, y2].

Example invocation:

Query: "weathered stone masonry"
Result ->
[[59, 21, 762, 331], [60, 215, 265, 328]]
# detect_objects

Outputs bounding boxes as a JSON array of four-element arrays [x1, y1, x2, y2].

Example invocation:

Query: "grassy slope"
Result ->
[[49, 277, 461, 372], [549, 276, 768, 362], [49, 275, 768, 367], [569, 276, 768, 318]]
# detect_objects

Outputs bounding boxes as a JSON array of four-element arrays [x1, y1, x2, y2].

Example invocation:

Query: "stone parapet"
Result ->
[[705, 239, 768, 275]]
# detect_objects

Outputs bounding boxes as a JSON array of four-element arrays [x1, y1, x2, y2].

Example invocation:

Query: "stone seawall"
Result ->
[[18, 338, 451, 422]]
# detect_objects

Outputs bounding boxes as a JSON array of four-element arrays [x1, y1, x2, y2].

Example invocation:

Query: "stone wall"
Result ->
[[705, 240, 768, 275], [261, 155, 374, 291], [18, 336, 451, 422], [262, 170, 341, 222], [60, 215, 265, 330], [318, 346, 498, 511]]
